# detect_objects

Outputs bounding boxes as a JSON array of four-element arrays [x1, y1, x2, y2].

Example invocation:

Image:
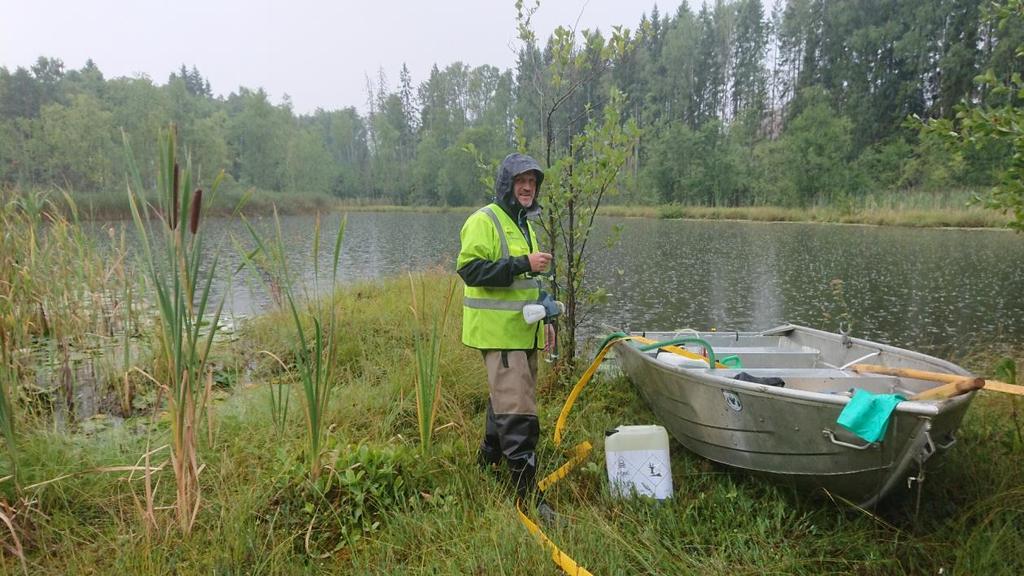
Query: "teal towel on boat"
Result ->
[[837, 389, 906, 443]]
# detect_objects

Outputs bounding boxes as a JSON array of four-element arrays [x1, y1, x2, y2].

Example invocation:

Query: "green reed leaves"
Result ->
[[408, 274, 457, 452], [0, 363, 16, 481], [243, 210, 346, 480], [125, 126, 225, 534]]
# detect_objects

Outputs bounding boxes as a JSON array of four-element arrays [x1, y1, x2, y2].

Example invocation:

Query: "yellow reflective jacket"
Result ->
[[457, 203, 543, 350]]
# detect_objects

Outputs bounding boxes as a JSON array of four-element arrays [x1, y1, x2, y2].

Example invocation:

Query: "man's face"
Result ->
[[513, 172, 537, 208]]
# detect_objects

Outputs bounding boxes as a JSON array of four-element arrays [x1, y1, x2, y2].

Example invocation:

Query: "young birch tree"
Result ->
[[514, 1, 640, 369]]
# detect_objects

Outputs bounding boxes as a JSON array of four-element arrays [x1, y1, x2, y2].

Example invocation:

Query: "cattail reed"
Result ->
[[125, 126, 226, 534], [171, 162, 180, 230], [189, 188, 202, 235]]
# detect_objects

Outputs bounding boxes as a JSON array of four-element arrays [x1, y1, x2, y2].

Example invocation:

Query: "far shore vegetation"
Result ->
[[8, 184, 1013, 230], [4, 0, 1024, 233]]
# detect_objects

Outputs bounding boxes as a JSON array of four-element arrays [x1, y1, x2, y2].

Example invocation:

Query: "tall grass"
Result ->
[[14, 185, 342, 221], [0, 188, 141, 482], [242, 210, 346, 479], [408, 273, 457, 452], [125, 127, 226, 534], [0, 364, 16, 482]]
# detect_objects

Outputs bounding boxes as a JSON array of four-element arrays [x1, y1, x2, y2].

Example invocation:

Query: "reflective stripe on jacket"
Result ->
[[458, 203, 543, 349]]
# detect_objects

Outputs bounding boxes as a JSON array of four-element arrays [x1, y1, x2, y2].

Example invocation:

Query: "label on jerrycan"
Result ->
[[604, 425, 673, 500]]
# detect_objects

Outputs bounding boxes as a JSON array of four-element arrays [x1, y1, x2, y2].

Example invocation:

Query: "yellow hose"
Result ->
[[522, 332, 711, 575], [516, 442, 595, 576], [553, 335, 631, 446]]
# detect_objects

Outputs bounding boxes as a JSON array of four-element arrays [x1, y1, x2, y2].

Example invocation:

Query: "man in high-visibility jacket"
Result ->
[[457, 152, 556, 520]]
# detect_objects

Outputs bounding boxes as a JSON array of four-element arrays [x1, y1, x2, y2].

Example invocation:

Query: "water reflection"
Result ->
[[172, 211, 468, 315], [593, 219, 1024, 357]]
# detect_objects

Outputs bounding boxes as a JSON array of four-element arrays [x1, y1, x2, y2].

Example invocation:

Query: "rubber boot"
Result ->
[[536, 500, 559, 527], [477, 401, 503, 475], [510, 460, 561, 527], [509, 458, 537, 504]]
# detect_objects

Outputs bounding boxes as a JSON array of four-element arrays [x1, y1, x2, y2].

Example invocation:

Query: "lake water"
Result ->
[[103, 211, 1024, 359]]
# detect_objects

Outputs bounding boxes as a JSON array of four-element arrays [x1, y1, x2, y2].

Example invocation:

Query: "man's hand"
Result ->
[[544, 323, 556, 353], [528, 252, 552, 273]]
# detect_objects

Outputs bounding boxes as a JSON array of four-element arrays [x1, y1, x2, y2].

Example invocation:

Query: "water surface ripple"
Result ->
[[101, 212, 1024, 358]]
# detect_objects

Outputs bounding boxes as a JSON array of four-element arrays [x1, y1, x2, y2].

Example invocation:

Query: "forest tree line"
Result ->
[[1, 0, 1021, 208]]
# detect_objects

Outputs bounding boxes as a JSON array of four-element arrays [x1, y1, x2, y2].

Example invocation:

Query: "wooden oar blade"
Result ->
[[981, 381, 1024, 397]]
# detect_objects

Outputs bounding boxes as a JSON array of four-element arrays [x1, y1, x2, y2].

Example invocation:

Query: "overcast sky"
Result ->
[[1, 0, 677, 115]]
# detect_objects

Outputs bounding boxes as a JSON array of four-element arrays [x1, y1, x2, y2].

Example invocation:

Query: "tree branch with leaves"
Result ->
[[514, 1, 640, 370], [918, 0, 1024, 232]]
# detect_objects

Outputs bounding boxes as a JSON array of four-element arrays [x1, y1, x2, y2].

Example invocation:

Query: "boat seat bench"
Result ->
[[642, 345, 821, 369], [655, 363, 912, 395], [643, 345, 938, 396], [713, 347, 820, 369]]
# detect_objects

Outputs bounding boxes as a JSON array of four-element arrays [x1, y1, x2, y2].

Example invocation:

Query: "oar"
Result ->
[[907, 376, 985, 401], [851, 363, 1024, 399]]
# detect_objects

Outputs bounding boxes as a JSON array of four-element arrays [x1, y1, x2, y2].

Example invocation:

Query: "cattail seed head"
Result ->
[[171, 162, 180, 230], [189, 188, 203, 235]]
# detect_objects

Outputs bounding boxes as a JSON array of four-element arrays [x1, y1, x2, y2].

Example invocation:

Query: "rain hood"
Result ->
[[494, 153, 544, 221]]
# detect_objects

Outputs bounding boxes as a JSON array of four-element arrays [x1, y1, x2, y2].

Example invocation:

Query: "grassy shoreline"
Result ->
[[603, 203, 1009, 229], [11, 186, 1015, 230], [2, 272, 1022, 574]]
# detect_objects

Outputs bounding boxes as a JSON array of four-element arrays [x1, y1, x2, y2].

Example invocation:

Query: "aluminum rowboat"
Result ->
[[613, 324, 975, 507]]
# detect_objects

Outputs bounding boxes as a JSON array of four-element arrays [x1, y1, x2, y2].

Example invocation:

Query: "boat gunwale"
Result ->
[[618, 324, 976, 418]]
